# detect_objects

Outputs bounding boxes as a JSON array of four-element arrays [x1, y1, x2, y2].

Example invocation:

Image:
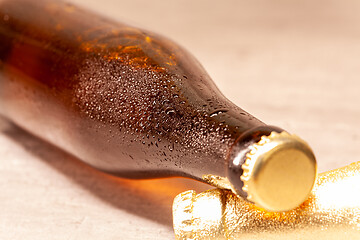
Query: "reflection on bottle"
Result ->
[[173, 162, 360, 240]]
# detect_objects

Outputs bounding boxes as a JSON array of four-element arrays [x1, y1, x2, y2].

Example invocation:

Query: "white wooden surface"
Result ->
[[1, 0, 360, 239]]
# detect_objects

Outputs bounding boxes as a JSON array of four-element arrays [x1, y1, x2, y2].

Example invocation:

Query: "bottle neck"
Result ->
[[225, 125, 284, 198], [167, 100, 280, 185]]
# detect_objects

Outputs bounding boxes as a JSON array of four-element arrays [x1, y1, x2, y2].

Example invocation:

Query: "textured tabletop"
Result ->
[[1, 0, 360, 239]]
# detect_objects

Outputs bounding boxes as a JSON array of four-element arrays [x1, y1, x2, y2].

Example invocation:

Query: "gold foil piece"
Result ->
[[201, 175, 234, 190], [173, 162, 360, 240]]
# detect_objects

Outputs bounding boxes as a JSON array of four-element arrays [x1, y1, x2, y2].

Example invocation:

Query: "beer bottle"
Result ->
[[0, 0, 317, 211]]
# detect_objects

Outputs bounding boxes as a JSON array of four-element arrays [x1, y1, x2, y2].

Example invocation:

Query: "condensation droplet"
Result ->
[[169, 143, 174, 151], [165, 107, 175, 115], [209, 109, 228, 117]]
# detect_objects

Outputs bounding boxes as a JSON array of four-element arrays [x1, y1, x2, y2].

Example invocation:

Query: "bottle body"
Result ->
[[0, 0, 316, 211]]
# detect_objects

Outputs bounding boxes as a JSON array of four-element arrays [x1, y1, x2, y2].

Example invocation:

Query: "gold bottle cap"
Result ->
[[240, 131, 317, 212]]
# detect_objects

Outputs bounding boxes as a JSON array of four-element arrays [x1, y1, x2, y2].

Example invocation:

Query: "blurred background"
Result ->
[[1, 0, 360, 239]]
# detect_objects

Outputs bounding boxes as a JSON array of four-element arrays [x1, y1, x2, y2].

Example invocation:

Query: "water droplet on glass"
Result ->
[[165, 107, 175, 116], [209, 109, 228, 117]]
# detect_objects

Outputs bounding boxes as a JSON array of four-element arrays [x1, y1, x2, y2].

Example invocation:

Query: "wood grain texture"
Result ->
[[1, 0, 360, 239]]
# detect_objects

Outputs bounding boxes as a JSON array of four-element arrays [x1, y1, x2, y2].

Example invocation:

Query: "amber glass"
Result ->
[[0, 0, 281, 198]]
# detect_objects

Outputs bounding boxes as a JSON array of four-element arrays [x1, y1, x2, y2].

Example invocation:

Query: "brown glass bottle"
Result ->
[[0, 0, 317, 211]]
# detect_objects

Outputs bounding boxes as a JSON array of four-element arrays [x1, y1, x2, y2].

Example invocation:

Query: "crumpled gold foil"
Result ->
[[173, 162, 360, 240]]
